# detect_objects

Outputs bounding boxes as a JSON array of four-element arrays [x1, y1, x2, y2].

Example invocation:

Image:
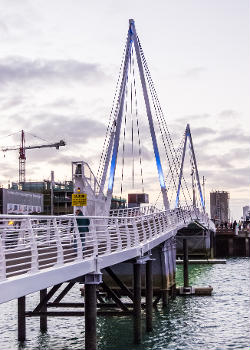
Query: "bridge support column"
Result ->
[[40, 289, 47, 333], [245, 238, 250, 257], [18, 296, 26, 342], [146, 259, 153, 332], [228, 238, 234, 256], [133, 262, 141, 344], [84, 273, 102, 350], [183, 239, 189, 288], [210, 231, 214, 259]]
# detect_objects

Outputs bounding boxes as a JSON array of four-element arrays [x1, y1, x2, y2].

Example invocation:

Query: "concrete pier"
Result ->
[[85, 283, 97, 350], [183, 238, 189, 288], [145, 259, 153, 332], [40, 289, 47, 333], [18, 296, 26, 342], [133, 263, 142, 344]]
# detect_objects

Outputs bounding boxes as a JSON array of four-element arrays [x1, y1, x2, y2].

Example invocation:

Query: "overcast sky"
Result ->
[[0, 0, 249, 219]]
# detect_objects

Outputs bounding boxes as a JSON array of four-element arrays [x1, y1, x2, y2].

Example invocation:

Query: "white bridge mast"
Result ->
[[73, 19, 170, 215], [105, 19, 169, 211]]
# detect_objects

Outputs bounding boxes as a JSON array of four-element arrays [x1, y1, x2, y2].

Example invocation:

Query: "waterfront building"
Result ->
[[210, 191, 230, 224], [243, 205, 250, 221], [0, 188, 43, 214]]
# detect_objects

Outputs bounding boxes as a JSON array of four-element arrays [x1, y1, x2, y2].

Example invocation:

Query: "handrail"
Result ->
[[0, 207, 213, 284]]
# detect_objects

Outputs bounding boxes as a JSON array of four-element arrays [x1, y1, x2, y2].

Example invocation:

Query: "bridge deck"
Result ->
[[0, 207, 213, 304]]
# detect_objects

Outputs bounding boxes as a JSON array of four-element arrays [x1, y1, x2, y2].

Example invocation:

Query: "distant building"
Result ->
[[210, 191, 229, 224], [12, 181, 73, 215], [110, 196, 126, 210], [0, 188, 43, 214], [243, 206, 250, 221]]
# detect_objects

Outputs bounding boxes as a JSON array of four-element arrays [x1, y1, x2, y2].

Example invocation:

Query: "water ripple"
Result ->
[[0, 258, 249, 350]]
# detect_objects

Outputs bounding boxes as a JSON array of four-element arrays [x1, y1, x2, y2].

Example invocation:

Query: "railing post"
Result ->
[[53, 218, 64, 266], [132, 220, 140, 246], [28, 219, 39, 273], [156, 214, 163, 235], [115, 219, 122, 250], [125, 218, 131, 248], [104, 218, 111, 253], [152, 214, 158, 237], [141, 217, 147, 241], [89, 218, 98, 257], [147, 216, 153, 240], [73, 218, 83, 261], [0, 233, 6, 281], [46, 219, 52, 246]]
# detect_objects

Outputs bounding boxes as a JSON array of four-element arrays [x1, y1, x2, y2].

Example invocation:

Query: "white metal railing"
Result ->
[[0, 207, 210, 282], [109, 205, 160, 218]]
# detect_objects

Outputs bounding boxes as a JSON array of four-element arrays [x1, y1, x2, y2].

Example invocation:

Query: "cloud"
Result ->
[[121, 142, 155, 161], [28, 113, 107, 146], [195, 126, 250, 148], [190, 126, 214, 137], [213, 130, 249, 144], [204, 166, 250, 189], [174, 113, 211, 125], [0, 20, 8, 34], [45, 98, 75, 109], [183, 66, 207, 78], [0, 95, 23, 110], [0, 56, 108, 87], [197, 153, 234, 169], [219, 109, 239, 119]]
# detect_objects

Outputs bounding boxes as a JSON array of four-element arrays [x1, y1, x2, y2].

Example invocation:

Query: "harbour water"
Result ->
[[0, 258, 249, 350]]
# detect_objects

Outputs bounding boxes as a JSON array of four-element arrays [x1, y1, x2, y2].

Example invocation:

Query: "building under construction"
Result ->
[[11, 181, 127, 215], [210, 191, 230, 224]]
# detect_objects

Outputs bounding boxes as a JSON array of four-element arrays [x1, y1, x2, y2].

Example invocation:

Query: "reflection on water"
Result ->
[[0, 258, 249, 350]]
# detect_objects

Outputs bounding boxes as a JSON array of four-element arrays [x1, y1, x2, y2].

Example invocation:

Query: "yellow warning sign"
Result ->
[[72, 193, 87, 206]]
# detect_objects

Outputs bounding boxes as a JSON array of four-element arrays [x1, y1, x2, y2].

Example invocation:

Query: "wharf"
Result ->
[[176, 259, 226, 264], [215, 229, 250, 257]]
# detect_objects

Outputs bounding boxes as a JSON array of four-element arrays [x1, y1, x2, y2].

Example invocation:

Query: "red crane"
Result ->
[[1, 130, 66, 184]]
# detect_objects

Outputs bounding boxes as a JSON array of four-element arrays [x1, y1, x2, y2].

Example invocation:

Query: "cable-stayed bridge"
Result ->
[[0, 19, 215, 349]]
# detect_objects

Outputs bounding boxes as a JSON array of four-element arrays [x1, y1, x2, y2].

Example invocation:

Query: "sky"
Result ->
[[0, 0, 249, 219]]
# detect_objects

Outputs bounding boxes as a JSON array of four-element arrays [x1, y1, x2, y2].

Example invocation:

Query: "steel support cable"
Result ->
[[138, 42, 183, 173], [97, 35, 128, 184], [153, 134, 185, 207], [189, 144, 198, 209], [138, 39, 192, 220], [138, 39, 192, 210], [131, 46, 145, 192], [131, 48, 144, 193], [139, 48, 181, 186], [120, 74, 129, 196], [141, 54, 184, 208], [130, 48, 135, 189], [147, 77, 188, 211], [189, 144, 202, 211]]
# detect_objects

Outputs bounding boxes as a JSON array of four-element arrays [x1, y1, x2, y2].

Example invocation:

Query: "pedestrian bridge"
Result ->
[[0, 206, 214, 304]]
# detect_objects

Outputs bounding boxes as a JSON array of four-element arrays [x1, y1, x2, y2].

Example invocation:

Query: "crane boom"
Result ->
[[1, 140, 66, 152], [1, 130, 66, 185]]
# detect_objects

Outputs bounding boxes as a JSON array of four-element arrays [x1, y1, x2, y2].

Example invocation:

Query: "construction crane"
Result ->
[[1, 130, 66, 184]]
